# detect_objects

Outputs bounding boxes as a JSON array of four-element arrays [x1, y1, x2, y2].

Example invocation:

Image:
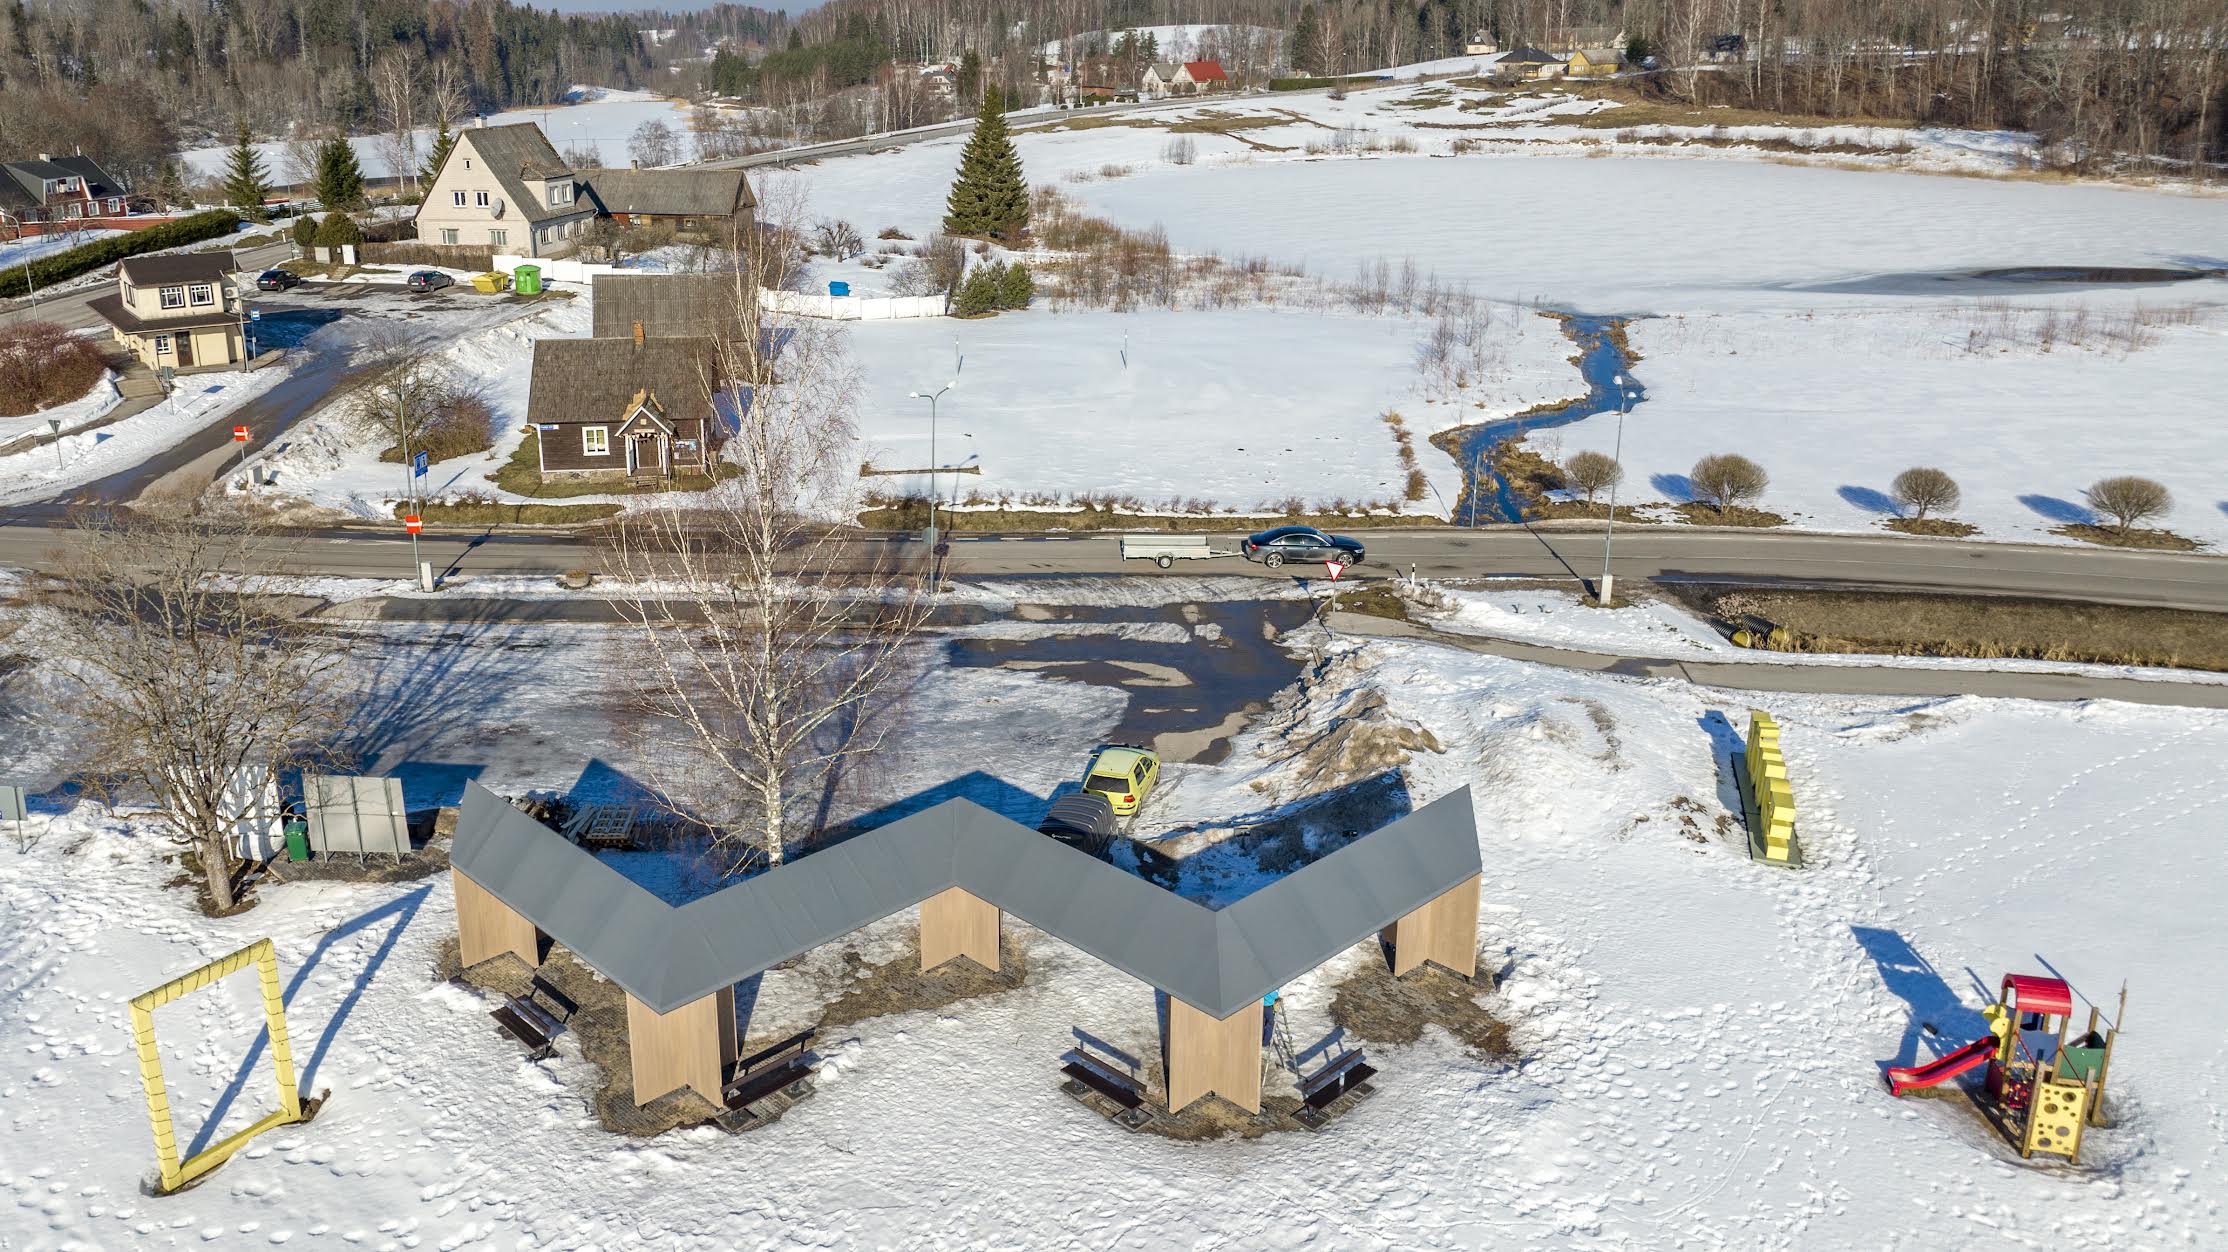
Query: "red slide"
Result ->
[[1886, 1037, 1996, 1097]]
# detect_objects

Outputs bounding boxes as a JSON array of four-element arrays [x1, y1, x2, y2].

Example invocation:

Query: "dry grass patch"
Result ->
[[859, 500, 1438, 532], [1886, 516, 1981, 537], [1329, 957, 1511, 1061], [1680, 587, 2228, 672], [1672, 502, 1789, 528], [399, 497, 622, 526], [2051, 523, 2202, 551]]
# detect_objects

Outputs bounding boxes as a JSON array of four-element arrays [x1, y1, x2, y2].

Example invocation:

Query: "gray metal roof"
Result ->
[[451, 781, 1479, 1017]]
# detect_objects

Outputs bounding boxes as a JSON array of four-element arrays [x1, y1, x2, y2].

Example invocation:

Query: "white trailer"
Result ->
[[1117, 534, 1233, 568]]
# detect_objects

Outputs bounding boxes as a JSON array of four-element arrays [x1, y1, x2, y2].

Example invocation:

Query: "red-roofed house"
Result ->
[[1172, 60, 1229, 93]]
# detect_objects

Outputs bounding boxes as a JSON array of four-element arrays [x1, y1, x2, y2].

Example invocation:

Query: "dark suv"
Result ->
[[1240, 525, 1366, 570], [1037, 792, 1118, 860], [405, 270, 454, 293]]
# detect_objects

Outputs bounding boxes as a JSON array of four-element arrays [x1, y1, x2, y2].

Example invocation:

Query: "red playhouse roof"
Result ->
[[2001, 974, 2073, 1017], [1184, 60, 1228, 81]]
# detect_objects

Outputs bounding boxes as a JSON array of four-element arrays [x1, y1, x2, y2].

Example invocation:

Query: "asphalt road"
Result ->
[[1, 519, 2221, 614]]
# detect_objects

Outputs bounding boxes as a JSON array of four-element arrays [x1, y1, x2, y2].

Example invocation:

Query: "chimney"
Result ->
[[35, 152, 50, 162], [632, 320, 645, 347]]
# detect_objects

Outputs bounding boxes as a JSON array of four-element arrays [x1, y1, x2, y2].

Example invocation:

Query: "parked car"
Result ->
[[255, 269, 302, 291], [406, 270, 454, 293], [1037, 792, 1118, 860], [1240, 525, 1366, 570], [1080, 745, 1161, 818]]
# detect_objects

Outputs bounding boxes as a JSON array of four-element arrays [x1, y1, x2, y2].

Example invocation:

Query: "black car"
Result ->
[[255, 269, 302, 291], [405, 270, 454, 293], [1240, 525, 1366, 570]]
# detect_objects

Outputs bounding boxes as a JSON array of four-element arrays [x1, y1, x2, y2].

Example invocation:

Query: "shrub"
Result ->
[[1163, 136, 1197, 165], [1889, 467, 1960, 520], [2084, 476, 2172, 535], [998, 262, 1034, 309], [291, 215, 319, 249], [0, 321, 108, 417], [953, 263, 1002, 316], [0, 210, 239, 299], [1564, 450, 1624, 503], [812, 218, 863, 260], [1689, 453, 1769, 512], [315, 212, 365, 248]]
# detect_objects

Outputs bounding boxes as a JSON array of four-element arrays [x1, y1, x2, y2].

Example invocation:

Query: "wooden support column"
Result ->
[[1164, 997, 1264, 1114], [625, 986, 738, 1106], [454, 869, 541, 969], [919, 887, 1001, 972], [1381, 874, 1482, 978]]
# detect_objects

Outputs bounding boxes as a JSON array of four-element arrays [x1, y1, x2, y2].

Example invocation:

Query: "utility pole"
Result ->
[[398, 374, 426, 589], [1597, 373, 1634, 607]]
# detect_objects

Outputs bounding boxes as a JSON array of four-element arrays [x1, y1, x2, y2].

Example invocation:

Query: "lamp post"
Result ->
[[907, 379, 956, 564], [0, 210, 35, 308], [1597, 372, 1635, 607]]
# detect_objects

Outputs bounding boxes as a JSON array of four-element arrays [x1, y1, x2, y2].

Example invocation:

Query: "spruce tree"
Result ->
[[220, 124, 272, 220], [420, 118, 457, 187], [998, 262, 1034, 309], [1291, 4, 1322, 76], [941, 87, 1030, 239], [314, 137, 366, 211]]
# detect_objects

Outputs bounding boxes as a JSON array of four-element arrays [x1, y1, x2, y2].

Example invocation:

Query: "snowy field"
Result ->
[[0, 605, 2222, 1247], [852, 306, 1577, 512], [178, 88, 700, 182]]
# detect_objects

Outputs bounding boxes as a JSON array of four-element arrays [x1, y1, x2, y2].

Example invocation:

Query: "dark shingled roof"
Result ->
[[590, 273, 743, 340], [5, 154, 126, 208], [581, 168, 753, 219], [451, 782, 1481, 1017], [117, 251, 237, 286], [525, 335, 723, 427]]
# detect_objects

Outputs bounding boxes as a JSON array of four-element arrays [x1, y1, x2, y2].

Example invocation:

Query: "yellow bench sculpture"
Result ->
[[1742, 710, 1800, 866]]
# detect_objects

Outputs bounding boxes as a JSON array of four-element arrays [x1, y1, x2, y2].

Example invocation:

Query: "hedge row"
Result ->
[[1268, 76, 1383, 91], [0, 210, 242, 300]]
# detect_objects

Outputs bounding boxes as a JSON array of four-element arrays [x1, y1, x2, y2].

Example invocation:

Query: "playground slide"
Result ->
[[1886, 1038, 1996, 1097]]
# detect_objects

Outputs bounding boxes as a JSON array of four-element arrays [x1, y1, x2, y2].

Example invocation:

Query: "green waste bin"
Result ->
[[512, 264, 542, 295], [283, 819, 310, 862]]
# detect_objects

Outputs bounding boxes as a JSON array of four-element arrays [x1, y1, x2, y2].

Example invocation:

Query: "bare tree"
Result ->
[[2084, 475, 2173, 535], [812, 217, 864, 260], [371, 47, 422, 196], [628, 119, 683, 168], [1689, 453, 1769, 513], [1564, 450, 1623, 504], [601, 189, 935, 874], [34, 502, 353, 911], [1890, 466, 1961, 520]]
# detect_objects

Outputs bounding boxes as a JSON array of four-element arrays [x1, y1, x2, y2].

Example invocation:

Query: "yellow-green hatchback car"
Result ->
[[1082, 745, 1161, 817]]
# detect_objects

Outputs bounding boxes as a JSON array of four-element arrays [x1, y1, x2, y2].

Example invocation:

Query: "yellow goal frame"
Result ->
[[130, 937, 309, 1194]]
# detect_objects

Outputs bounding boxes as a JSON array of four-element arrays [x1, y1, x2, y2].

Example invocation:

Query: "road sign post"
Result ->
[[46, 416, 62, 470], [232, 424, 250, 487], [404, 514, 422, 535]]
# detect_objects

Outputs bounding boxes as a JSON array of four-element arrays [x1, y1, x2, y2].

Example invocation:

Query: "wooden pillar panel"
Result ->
[[1165, 997, 1263, 1114], [454, 870, 541, 970], [625, 986, 738, 1106], [919, 887, 1001, 972], [1386, 874, 1481, 978]]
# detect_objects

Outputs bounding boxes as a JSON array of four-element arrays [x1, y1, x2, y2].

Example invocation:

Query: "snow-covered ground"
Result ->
[[0, 370, 119, 446], [0, 227, 126, 268], [178, 88, 701, 182], [1, 605, 2222, 1247], [853, 306, 1576, 512], [0, 368, 283, 506]]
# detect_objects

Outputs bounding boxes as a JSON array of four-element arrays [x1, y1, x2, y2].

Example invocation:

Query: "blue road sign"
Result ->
[[412, 450, 429, 477], [249, 309, 261, 321]]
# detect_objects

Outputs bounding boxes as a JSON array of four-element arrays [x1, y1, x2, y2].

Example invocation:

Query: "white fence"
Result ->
[[760, 290, 947, 321], [492, 254, 623, 286]]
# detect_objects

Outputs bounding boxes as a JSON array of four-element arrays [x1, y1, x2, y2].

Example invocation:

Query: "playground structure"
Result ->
[[1737, 709, 1800, 866], [1887, 972, 2124, 1163], [448, 781, 1483, 1122], [129, 938, 326, 1194]]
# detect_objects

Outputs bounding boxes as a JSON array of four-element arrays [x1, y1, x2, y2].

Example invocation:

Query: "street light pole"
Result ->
[[1598, 372, 1633, 606], [907, 380, 956, 574]]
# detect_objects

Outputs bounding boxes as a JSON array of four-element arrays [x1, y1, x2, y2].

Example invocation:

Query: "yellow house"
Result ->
[[1566, 47, 1625, 77], [88, 251, 246, 373]]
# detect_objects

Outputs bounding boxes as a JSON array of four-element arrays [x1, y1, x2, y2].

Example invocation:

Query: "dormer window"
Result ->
[[159, 285, 186, 310], [188, 283, 214, 307]]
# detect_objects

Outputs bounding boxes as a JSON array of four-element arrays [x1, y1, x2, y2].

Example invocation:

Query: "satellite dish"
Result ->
[[490, 198, 505, 218]]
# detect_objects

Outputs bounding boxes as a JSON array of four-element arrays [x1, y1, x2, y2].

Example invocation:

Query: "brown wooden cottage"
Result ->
[[526, 330, 731, 482]]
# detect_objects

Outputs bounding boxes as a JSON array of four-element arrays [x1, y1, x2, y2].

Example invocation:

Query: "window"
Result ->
[[188, 283, 214, 307], [1084, 774, 1128, 796], [440, 228, 459, 245], [452, 191, 466, 207], [462, 157, 472, 169], [153, 334, 171, 354], [581, 426, 609, 456], [488, 228, 507, 246], [475, 190, 489, 207], [159, 285, 186, 310]]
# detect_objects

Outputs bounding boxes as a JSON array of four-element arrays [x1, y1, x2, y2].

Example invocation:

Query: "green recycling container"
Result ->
[[512, 264, 542, 295], [283, 819, 310, 862]]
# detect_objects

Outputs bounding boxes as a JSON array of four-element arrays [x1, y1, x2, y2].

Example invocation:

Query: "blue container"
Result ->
[[829, 281, 851, 297]]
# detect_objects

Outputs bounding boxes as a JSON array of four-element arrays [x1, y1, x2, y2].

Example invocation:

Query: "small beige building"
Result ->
[[1565, 47, 1625, 77], [89, 252, 244, 372], [413, 123, 596, 258]]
